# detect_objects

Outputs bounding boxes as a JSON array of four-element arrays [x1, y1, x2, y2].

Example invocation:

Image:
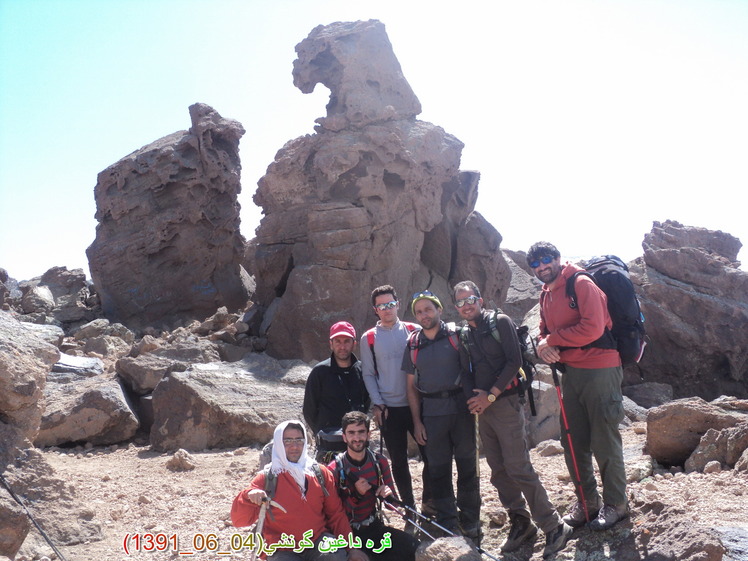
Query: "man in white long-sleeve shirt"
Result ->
[[360, 285, 432, 516]]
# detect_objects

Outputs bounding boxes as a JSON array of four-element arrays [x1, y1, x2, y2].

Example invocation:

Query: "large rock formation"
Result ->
[[253, 20, 510, 360], [630, 220, 747, 398], [87, 103, 253, 332]]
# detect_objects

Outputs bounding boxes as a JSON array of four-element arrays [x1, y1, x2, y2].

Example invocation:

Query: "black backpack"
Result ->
[[565, 255, 646, 367]]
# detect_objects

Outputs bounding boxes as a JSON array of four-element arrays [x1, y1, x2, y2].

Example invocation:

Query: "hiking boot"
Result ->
[[588, 504, 629, 531], [421, 500, 438, 518], [500, 514, 538, 552], [542, 522, 574, 558], [460, 522, 482, 545], [562, 500, 601, 528]]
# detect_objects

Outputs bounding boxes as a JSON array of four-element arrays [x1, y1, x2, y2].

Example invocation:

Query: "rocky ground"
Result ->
[[14, 423, 748, 561]]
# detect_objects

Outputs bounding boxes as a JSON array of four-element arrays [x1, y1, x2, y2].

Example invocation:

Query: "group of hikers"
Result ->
[[231, 241, 629, 560]]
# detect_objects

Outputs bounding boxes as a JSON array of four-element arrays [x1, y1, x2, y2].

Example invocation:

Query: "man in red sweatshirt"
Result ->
[[528, 241, 628, 531]]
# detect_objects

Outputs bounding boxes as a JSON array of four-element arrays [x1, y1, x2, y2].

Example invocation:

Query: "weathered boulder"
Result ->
[[623, 395, 648, 422], [685, 422, 748, 472], [150, 354, 310, 451], [646, 396, 748, 465], [50, 354, 104, 381], [87, 103, 253, 332], [35, 373, 139, 447], [0, 311, 58, 440], [523, 381, 560, 448], [0, 424, 32, 558], [622, 382, 674, 409], [72, 318, 134, 343], [632, 220, 747, 398], [116, 330, 221, 395], [17, 267, 98, 328], [253, 20, 510, 360], [0, 424, 102, 557], [17, 322, 64, 348], [0, 486, 29, 559]]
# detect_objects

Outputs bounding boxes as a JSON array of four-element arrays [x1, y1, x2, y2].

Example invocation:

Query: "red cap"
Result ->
[[329, 321, 356, 340]]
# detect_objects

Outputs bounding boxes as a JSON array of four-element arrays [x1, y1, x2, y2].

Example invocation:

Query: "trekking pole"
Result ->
[[551, 363, 590, 523], [381, 498, 437, 540], [0, 473, 68, 561], [474, 413, 481, 478], [386, 498, 502, 561]]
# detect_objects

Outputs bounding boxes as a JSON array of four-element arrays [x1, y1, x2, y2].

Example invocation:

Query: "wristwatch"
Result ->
[[486, 392, 496, 403]]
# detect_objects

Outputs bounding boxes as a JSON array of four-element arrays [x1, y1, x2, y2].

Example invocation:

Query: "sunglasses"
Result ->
[[412, 290, 435, 300], [529, 255, 554, 269], [282, 438, 305, 446], [455, 295, 480, 308], [373, 301, 398, 312]]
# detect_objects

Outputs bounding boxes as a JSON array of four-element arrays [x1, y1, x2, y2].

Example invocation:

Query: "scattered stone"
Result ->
[[415, 536, 481, 561], [165, 449, 197, 472], [536, 439, 564, 457]]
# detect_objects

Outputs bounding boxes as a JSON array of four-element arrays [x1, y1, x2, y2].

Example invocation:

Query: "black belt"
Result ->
[[420, 387, 462, 399]]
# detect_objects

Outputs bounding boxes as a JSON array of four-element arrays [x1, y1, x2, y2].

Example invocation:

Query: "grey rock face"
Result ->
[[253, 21, 510, 361], [646, 396, 748, 465], [35, 374, 139, 447], [0, 311, 59, 440], [293, 20, 422, 132], [150, 356, 310, 452], [87, 103, 253, 332], [632, 220, 747, 398]]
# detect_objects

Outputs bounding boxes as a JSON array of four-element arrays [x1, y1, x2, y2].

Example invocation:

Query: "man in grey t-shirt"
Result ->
[[361, 285, 431, 515], [402, 290, 480, 539]]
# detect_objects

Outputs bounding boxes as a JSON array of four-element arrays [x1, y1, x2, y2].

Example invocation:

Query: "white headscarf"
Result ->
[[270, 420, 317, 495]]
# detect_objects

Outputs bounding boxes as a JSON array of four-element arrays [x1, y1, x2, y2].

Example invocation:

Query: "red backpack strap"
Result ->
[[364, 328, 378, 376], [407, 329, 421, 369], [403, 322, 419, 333]]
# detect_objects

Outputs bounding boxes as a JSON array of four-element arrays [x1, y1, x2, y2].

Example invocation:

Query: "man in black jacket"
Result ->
[[304, 321, 370, 462]]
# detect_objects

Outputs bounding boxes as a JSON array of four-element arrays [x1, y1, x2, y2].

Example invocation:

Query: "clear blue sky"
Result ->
[[2, 0, 747, 281]]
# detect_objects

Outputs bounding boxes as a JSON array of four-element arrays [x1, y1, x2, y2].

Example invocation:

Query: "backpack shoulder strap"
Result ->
[[364, 328, 379, 377], [565, 271, 594, 309], [403, 322, 419, 333], [263, 466, 277, 501], [407, 329, 421, 367], [487, 310, 502, 344], [365, 328, 376, 349], [312, 463, 330, 497], [366, 449, 384, 488], [445, 322, 460, 351]]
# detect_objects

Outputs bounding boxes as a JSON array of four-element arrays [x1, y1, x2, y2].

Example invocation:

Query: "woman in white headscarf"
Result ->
[[231, 420, 369, 561]]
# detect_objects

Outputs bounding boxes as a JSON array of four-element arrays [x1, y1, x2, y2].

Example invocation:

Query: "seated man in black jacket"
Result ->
[[304, 321, 370, 462]]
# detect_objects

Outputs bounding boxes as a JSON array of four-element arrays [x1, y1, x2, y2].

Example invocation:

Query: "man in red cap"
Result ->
[[304, 321, 371, 462]]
